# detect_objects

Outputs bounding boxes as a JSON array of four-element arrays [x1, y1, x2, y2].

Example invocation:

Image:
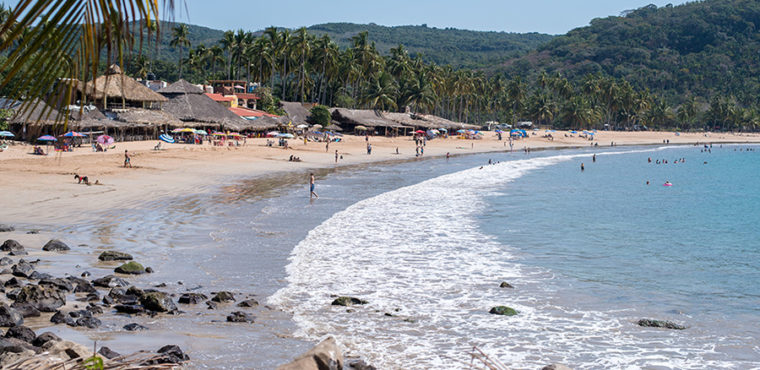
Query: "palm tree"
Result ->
[[170, 24, 190, 78], [292, 27, 311, 102], [0, 0, 167, 122], [361, 71, 398, 111], [278, 29, 292, 100], [220, 30, 235, 80], [313, 34, 338, 105]]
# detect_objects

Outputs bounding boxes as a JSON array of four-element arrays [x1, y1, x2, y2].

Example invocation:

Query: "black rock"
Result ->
[[11, 260, 34, 278], [42, 239, 70, 252], [4, 325, 36, 343], [76, 316, 101, 329], [0, 338, 35, 354], [13, 285, 66, 312], [155, 344, 189, 364], [637, 319, 686, 330], [489, 306, 518, 316], [98, 346, 121, 359], [126, 286, 145, 298], [123, 323, 148, 331], [97, 251, 133, 261], [0, 257, 12, 266], [114, 304, 145, 314], [10, 303, 40, 318], [145, 267, 154, 273], [8, 249, 27, 256], [0, 225, 14, 233], [4, 277, 21, 288], [39, 278, 74, 292], [5, 288, 20, 300], [0, 240, 23, 252], [348, 359, 377, 370], [92, 275, 129, 288], [237, 299, 259, 308], [85, 293, 100, 302], [331, 296, 368, 306], [205, 301, 218, 310], [26, 230, 39, 235], [28, 271, 52, 280], [32, 332, 61, 347], [178, 293, 207, 305], [86, 304, 103, 315], [211, 291, 235, 303], [139, 292, 177, 313], [81, 271, 90, 278], [0, 304, 23, 327], [74, 282, 96, 294], [226, 311, 254, 323], [50, 311, 75, 326]]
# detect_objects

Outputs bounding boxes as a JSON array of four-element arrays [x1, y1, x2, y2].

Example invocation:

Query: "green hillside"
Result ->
[[305, 23, 554, 69], [493, 0, 760, 105], [131, 21, 553, 70]]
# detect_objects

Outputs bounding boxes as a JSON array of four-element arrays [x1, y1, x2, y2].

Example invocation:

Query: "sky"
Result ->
[[169, 0, 691, 35]]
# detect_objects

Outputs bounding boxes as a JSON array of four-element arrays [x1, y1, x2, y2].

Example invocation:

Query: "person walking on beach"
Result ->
[[335, 149, 338, 163], [309, 173, 318, 199], [325, 141, 329, 152], [124, 150, 132, 168]]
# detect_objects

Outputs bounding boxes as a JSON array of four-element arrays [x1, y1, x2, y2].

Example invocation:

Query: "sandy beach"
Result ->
[[2, 130, 759, 225]]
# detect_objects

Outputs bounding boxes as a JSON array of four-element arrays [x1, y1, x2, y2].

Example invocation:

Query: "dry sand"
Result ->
[[1, 130, 759, 225]]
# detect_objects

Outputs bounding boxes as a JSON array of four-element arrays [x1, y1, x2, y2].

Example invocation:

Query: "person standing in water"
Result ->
[[309, 173, 318, 199], [581, 163, 585, 171], [592, 154, 596, 162]]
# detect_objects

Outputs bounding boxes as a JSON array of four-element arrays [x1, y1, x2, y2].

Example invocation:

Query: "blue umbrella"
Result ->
[[37, 135, 57, 141], [62, 131, 86, 137], [0, 131, 14, 137], [159, 134, 175, 143]]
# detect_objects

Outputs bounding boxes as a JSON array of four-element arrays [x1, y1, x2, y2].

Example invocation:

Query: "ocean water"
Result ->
[[270, 144, 760, 369]]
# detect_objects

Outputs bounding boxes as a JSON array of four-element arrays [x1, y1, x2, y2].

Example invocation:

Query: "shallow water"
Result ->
[[9, 144, 760, 369]]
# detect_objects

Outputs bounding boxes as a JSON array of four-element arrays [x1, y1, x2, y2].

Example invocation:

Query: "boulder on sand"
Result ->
[[211, 291, 235, 303], [114, 262, 145, 275], [178, 293, 207, 305], [139, 292, 177, 313], [92, 275, 129, 288], [42, 240, 70, 252], [13, 285, 66, 312], [11, 260, 34, 278], [0, 225, 14, 233], [98, 251, 133, 261], [226, 311, 254, 323], [32, 332, 61, 347], [277, 336, 343, 370], [0, 304, 23, 327], [4, 326, 36, 343], [637, 319, 686, 330], [1, 240, 24, 252]]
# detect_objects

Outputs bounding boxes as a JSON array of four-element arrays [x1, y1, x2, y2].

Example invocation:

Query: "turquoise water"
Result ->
[[271, 144, 760, 368], [483, 145, 760, 317]]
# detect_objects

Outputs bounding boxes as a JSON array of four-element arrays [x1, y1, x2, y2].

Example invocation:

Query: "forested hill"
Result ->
[[493, 0, 760, 105], [129, 21, 554, 70], [305, 23, 554, 69]]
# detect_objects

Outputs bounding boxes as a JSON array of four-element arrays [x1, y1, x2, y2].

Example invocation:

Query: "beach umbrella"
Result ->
[[312, 124, 323, 129], [37, 135, 57, 142], [159, 134, 175, 143], [278, 133, 294, 138], [354, 126, 368, 131], [456, 129, 466, 133], [296, 124, 308, 129], [266, 131, 279, 137], [570, 130, 578, 134], [194, 129, 208, 135], [0, 131, 14, 137], [61, 131, 86, 137], [430, 129, 440, 134], [228, 132, 241, 137], [96, 135, 114, 145], [212, 132, 226, 136]]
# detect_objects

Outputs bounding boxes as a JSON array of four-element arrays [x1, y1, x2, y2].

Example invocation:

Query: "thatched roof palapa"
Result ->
[[0, 98, 62, 125], [331, 108, 406, 129], [80, 64, 168, 103], [113, 108, 182, 127], [159, 79, 250, 130], [280, 101, 311, 126], [68, 106, 123, 129]]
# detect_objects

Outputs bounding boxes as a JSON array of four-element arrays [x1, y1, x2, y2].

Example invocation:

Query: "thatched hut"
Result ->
[[158, 79, 250, 132], [280, 101, 312, 126], [68, 106, 123, 137], [330, 108, 408, 135], [0, 98, 64, 139], [110, 108, 181, 141], [419, 114, 481, 130], [78, 64, 168, 110]]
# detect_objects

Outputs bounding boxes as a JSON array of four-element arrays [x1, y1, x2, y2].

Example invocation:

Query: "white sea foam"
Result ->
[[269, 150, 755, 369]]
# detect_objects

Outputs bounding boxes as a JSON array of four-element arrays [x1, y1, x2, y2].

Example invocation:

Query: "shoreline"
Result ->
[[0, 133, 759, 367], [2, 131, 759, 225]]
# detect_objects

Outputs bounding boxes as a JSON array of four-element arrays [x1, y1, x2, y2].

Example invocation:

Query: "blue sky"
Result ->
[[0, 0, 691, 34], [172, 0, 691, 34]]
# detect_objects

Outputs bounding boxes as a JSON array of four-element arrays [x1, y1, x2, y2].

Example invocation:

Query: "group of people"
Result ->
[[288, 155, 302, 162], [648, 157, 685, 165]]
